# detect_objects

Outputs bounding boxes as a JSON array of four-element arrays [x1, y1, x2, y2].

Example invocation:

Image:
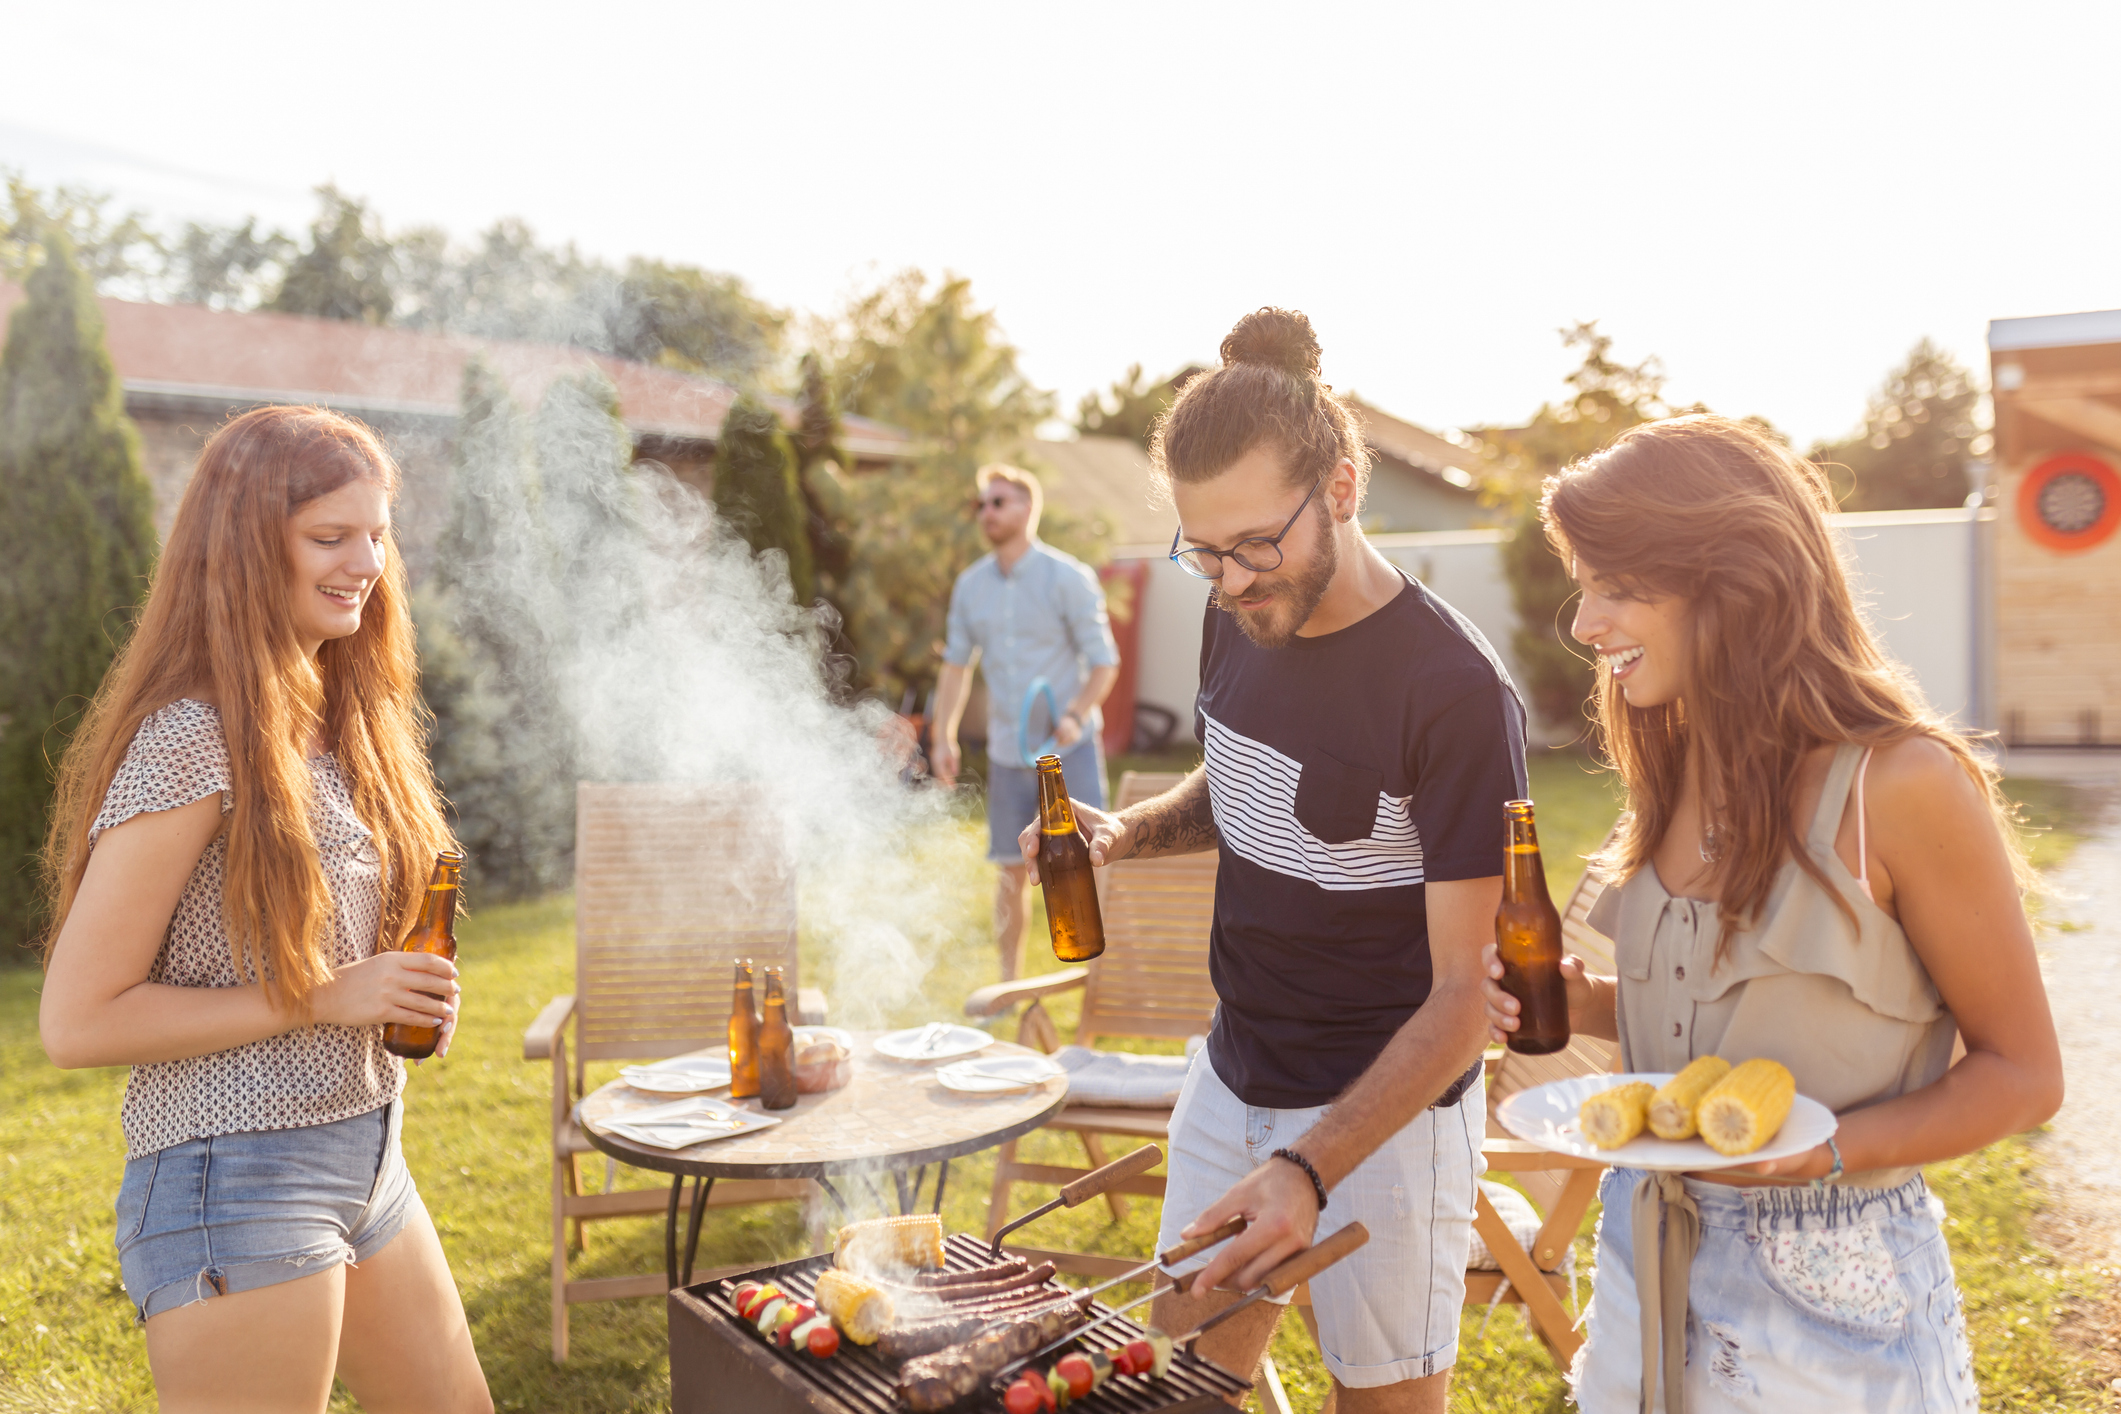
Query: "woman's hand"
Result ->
[[312, 951, 458, 1031], [1709, 1141, 1836, 1183], [1480, 944, 1595, 1044]]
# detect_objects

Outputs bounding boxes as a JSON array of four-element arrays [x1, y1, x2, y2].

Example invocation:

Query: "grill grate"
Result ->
[[671, 1233, 1252, 1414]]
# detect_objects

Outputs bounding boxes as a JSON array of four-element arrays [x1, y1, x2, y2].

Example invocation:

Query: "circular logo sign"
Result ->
[[2018, 451, 2121, 553]]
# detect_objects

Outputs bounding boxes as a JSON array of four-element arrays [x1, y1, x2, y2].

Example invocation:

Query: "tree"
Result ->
[[712, 395, 816, 605], [2, 174, 161, 295], [1469, 323, 1677, 733], [0, 230, 157, 952], [268, 185, 397, 324], [166, 217, 295, 310], [1075, 363, 1184, 447], [1809, 340, 1982, 511], [812, 270, 1057, 701], [612, 258, 785, 382], [417, 358, 575, 899]]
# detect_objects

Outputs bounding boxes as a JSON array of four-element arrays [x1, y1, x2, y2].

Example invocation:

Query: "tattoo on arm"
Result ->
[[1119, 769, 1218, 860]]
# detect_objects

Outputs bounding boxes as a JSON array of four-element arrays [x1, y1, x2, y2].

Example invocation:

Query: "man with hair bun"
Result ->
[[935, 463, 1121, 980], [1024, 310, 1525, 1412]]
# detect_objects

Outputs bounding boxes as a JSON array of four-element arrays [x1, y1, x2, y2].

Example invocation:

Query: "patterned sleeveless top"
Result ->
[[92, 700, 404, 1159]]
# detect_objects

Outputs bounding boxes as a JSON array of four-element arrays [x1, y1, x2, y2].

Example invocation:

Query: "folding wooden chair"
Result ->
[[966, 770, 1216, 1278], [521, 782, 826, 1361]]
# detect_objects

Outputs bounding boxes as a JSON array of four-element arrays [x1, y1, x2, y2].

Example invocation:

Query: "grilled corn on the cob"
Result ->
[[834, 1213, 945, 1273], [1579, 1081, 1656, 1149], [1696, 1058, 1796, 1157], [1648, 1056, 1732, 1140], [811, 1268, 893, 1344]]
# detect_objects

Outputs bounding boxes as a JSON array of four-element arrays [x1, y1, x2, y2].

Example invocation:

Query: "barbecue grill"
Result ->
[[669, 1234, 1252, 1414]]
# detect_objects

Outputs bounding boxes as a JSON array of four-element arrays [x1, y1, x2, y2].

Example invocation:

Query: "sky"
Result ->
[[3, 1, 2118, 449]]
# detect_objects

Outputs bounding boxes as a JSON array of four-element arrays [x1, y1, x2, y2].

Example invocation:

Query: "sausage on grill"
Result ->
[[883, 1262, 1057, 1306], [911, 1258, 1029, 1289], [900, 1302, 1082, 1411]]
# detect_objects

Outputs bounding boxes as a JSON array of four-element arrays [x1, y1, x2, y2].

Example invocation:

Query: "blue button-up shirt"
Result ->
[[944, 540, 1121, 769]]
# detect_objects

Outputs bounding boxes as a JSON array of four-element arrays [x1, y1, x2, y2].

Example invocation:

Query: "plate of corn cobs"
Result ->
[[1496, 1057, 1836, 1171]]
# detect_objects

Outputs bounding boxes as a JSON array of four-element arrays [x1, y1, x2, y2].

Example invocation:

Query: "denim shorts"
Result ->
[[985, 736, 1105, 863], [1571, 1167, 1978, 1412], [1154, 1051, 1485, 1388], [114, 1101, 419, 1324]]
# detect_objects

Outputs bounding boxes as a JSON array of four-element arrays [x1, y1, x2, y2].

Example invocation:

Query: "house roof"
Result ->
[[1345, 396, 1482, 490], [0, 283, 911, 460], [1990, 308, 2121, 353], [1019, 435, 1174, 545]]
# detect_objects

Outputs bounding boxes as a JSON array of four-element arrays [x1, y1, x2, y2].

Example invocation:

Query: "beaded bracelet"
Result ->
[[1272, 1148, 1328, 1212], [1808, 1135, 1845, 1190]]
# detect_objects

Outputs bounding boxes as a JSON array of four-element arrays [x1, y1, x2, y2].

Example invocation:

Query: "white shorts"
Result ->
[[1154, 1051, 1485, 1387]]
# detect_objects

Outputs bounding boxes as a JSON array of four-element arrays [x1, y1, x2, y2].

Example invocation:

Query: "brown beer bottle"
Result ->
[[728, 959, 761, 1100], [381, 850, 465, 1061], [1034, 754, 1105, 963], [1496, 800, 1571, 1055], [757, 967, 797, 1111]]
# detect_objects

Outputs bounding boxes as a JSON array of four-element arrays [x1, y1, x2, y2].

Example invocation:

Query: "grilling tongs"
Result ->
[[990, 1144, 1165, 1255], [999, 1221, 1369, 1383]]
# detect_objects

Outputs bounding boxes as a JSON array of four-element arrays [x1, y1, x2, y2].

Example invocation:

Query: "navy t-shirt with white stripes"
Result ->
[[1193, 573, 1528, 1108]]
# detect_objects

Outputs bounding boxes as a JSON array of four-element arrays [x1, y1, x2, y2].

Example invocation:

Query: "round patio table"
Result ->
[[577, 1031, 1067, 1290]]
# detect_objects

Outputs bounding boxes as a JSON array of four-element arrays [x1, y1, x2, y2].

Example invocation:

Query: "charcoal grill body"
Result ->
[[671, 1235, 1250, 1414]]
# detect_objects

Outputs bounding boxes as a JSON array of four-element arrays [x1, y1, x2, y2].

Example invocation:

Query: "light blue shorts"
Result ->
[[1154, 1051, 1486, 1388], [985, 736, 1105, 864], [114, 1100, 420, 1324], [1571, 1167, 1978, 1411]]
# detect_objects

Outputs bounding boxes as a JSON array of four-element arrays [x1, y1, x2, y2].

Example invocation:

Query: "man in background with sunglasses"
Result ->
[[1022, 312, 1525, 1414], [933, 463, 1121, 980]]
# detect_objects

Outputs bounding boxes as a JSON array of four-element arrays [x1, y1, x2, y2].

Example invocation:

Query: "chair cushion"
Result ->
[[1053, 1045, 1191, 1108], [1468, 1180, 1544, 1272]]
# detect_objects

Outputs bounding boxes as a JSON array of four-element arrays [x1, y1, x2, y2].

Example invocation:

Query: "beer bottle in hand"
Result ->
[[1034, 754, 1105, 963], [382, 850, 465, 1061], [757, 967, 797, 1111], [728, 959, 761, 1100], [1496, 800, 1571, 1055]]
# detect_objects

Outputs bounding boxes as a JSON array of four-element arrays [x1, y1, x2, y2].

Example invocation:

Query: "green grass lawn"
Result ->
[[1, 760, 2108, 1410]]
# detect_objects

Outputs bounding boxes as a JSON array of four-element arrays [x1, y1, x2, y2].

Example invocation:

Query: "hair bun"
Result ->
[[1220, 308, 1322, 379]]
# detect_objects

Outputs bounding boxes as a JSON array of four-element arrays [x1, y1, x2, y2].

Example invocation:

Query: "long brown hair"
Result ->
[[41, 406, 455, 1007], [1152, 307, 1371, 495], [1542, 414, 2021, 953]]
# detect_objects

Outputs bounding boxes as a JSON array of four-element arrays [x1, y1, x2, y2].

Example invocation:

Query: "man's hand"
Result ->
[[1179, 1157, 1321, 1295], [1053, 712, 1084, 750], [1017, 797, 1134, 867], [931, 736, 962, 789]]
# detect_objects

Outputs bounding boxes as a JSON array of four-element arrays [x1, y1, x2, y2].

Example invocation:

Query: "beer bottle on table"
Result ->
[[729, 960, 761, 1100], [757, 967, 797, 1111], [1034, 754, 1105, 963], [1496, 800, 1571, 1056], [382, 850, 465, 1061]]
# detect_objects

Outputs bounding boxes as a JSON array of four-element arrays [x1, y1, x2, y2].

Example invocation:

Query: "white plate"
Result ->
[[620, 1052, 732, 1096], [591, 1096, 781, 1150], [935, 1054, 1066, 1093], [1497, 1072, 1838, 1172], [793, 1025, 855, 1053], [874, 1023, 992, 1063]]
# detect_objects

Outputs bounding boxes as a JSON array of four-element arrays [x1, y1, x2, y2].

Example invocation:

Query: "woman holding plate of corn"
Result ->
[[1480, 415, 2061, 1412]]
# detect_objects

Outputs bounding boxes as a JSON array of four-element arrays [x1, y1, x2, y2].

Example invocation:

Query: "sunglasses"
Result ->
[[974, 495, 1020, 512]]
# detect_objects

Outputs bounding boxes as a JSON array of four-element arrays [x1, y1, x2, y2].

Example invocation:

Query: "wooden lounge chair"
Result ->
[[522, 782, 825, 1362]]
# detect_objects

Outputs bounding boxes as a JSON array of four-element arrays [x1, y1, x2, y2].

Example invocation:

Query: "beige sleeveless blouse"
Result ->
[[1585, 742, 1958, 1188]]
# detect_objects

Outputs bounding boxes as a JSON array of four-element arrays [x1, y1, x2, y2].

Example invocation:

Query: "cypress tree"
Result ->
[[712, 395, 815, 604], [0, 231, 156, 952]]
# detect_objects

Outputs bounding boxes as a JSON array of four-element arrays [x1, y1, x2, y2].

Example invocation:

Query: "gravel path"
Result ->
[[2028, 769, 2121, 1265]]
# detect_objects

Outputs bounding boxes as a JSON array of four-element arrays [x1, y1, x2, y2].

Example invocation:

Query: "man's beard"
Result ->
[[1213, 520, 1338, 648]]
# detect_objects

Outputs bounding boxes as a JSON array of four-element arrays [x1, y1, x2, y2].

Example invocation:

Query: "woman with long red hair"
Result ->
[[38, 406, 492, 1412], [1483, 415, 2059, 1410]]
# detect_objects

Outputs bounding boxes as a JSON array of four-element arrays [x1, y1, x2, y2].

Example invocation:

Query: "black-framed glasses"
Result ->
[[1168, 472, 1328, 580]]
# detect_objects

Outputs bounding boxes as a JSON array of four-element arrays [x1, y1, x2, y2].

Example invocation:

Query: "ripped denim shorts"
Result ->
[[114, 1100, 417, 1324], [1571, 1167, 1978, 1412]]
